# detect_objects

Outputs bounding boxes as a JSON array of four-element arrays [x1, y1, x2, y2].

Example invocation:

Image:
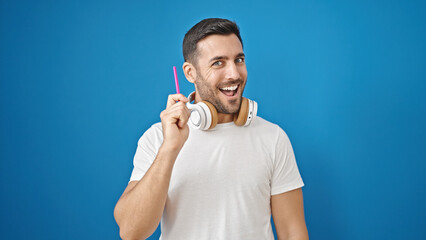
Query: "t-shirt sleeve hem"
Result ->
[[271, 180, 305, 196], [128, 174, 143, 184]]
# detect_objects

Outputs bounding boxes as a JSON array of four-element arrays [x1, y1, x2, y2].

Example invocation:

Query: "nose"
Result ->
[[224, 62, 241, 80]]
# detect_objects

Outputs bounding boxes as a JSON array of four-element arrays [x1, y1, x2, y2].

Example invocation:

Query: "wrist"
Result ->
[[159, 142, 182, 156]]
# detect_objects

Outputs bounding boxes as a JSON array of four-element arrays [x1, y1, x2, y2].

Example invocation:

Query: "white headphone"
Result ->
[[186, 91, 258, 130]]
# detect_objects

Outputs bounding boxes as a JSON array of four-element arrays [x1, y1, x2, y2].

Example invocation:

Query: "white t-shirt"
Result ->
[[130, 116, 304, 240]]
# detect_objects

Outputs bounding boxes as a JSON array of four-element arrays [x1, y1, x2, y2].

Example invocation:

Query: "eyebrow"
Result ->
[[208, 52, 245, 63]]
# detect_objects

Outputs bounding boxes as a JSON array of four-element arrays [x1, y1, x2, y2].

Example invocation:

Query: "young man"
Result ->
[[114, 18, 309, 240]]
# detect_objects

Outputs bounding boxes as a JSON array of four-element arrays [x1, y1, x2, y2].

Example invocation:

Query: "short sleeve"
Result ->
[[129, 123, 163, 183], [270, 128, 304, 195]]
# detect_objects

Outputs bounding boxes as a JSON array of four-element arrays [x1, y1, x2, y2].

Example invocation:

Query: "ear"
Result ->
[[183, 62, 197, 83]]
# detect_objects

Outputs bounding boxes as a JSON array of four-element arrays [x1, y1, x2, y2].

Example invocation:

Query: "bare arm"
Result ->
[[271, 188, 309, 240], [114, 94, 190, 240]]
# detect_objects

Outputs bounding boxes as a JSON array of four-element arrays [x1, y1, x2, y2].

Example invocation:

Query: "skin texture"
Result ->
[[114, 33, 309, 240], [271, 188, 309, 240]]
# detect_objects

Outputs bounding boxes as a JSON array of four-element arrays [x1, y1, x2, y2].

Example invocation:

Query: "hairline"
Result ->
[[187, 33, 242, 69]]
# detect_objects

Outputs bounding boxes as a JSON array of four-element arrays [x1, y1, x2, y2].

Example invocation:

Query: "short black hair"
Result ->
[[182, 18, 243, 66]]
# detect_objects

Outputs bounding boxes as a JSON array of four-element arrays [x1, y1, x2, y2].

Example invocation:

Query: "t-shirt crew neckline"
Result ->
[[213, 122, 235, 129], [188, 121, 236, 130]]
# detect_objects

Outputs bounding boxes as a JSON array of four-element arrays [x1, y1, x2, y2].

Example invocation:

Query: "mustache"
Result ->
[[217, 79, 244, 88]]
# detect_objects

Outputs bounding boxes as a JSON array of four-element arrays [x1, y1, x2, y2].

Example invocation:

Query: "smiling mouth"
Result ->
[[219, 84, 239, 97]]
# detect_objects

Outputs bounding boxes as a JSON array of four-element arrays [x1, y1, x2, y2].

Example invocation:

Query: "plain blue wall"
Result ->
[[1, 0, 425, 239]]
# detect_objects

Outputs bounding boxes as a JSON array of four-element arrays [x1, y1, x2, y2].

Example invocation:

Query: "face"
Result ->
[[192, 34, 247, 114]]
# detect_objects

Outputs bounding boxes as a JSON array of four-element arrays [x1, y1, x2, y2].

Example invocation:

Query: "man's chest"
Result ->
[[168, 135, 274, 201]]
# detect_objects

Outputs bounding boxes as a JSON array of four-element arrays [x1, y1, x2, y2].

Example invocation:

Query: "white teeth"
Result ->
[[220, 85, 238, 91]]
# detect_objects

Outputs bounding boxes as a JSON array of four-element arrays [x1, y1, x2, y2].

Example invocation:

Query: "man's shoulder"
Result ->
[[141, 122, 163, 135], [251, 116, 290, 139], [150, 122, 163, 131], [252, 116, 282, 131], [137, 122, 163, 146]]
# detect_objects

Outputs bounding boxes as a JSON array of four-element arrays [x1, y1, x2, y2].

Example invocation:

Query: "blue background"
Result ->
[[1, 0, 425, 239]]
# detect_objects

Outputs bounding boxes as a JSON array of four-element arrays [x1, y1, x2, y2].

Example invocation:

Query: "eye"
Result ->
[[235, 57, 245, 63], [212, 61, 223, 66]]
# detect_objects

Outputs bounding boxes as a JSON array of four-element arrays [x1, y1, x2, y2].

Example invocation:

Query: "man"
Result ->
[[114, 18, 309, 240]]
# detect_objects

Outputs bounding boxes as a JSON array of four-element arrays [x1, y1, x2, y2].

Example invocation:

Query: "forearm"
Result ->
[[114, 144, 179, 240], [278, 229, 309, 240]]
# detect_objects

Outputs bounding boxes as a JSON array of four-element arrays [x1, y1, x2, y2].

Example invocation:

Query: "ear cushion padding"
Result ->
[[233, 97, 249, 126], [202, 101, 218, 129]]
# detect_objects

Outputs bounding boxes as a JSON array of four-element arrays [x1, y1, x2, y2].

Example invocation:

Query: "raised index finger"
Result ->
[[166, 94, 189, 108]]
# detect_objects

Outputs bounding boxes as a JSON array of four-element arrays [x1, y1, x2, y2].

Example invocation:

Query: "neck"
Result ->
[[217, 113, 234, 124]]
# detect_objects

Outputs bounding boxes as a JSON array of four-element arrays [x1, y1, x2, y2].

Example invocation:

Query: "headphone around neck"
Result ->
[[186, 91, 258, 130]]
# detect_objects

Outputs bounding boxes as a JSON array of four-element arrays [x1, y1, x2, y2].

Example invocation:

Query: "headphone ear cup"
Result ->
[[201, 101, 218, 129], [233, 97, 249, 126]]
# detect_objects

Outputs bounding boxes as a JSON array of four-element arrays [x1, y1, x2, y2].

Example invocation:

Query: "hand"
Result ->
[[160, 94, 191, 151]]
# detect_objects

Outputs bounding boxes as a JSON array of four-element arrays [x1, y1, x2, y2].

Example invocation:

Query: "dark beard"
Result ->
[[195, 75, 244, 114]]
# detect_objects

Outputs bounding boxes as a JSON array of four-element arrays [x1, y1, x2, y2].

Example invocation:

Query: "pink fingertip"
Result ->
[[173, 66, 180, 94]]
